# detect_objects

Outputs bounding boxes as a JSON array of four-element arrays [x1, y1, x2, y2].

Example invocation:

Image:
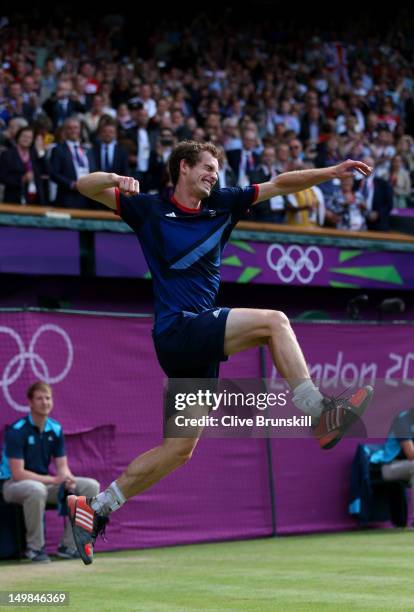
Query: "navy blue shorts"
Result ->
[[153, 307, 231, 379]]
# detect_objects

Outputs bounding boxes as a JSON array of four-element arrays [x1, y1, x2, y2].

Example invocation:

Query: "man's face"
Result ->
[[136, 108, 149, 127], [100, 125, 116, 144], [206, 114, 220, 130], [378, 130, 389, 145], [171, 110, 184, 125], [160, 130, 174, 147], [23, 77, 35, 92], [29, 389, 53, 418], [65, 120, 80, 141], [182, 151, 219, 199], [242, 132, 256, 151], [281, 100, 290, 114], [277, 144, 289, 161], [307, 91, 318, 105], [81, 62, 94, 78], [75, 76, 87, 92], [57, 83, 71, 99], [309, 106, 320, 121], [262, 147, 276, 167], [93, 95, 103, 110], [289, 140, 302, 158], [327, 137, 338, 153], [10, 83, 22, 99]]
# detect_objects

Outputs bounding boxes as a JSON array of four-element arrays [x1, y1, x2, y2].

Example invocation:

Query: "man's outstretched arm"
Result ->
[[253, 160, 372, 204], [76, 172, 140, 210]]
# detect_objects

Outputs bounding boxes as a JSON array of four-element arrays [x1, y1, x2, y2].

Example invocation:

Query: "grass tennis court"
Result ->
[[1, 530, 414, 611]]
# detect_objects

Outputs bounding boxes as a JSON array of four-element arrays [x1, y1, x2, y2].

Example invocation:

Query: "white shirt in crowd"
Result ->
[[136, 129, 150, 172]]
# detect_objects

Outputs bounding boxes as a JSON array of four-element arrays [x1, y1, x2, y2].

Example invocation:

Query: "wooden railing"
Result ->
[[1, 202, 413, 244]]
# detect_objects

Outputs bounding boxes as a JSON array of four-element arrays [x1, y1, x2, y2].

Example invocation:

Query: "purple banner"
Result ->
[[0, 312, 413, 547], [2, 225, 413, 289], [0, 228, 80, 276], [391, 208, 414, 218], [95, 233, 147, 278], [95, 234, 414, 290]]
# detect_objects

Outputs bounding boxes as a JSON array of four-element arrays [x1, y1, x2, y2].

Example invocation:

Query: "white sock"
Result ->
[[90, 481, 127, 516], [292, 380, 324, 419]]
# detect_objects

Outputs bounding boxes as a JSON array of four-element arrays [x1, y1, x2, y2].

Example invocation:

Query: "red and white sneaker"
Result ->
[[67, 495, 108, 565], [313, 385, 373, 450]]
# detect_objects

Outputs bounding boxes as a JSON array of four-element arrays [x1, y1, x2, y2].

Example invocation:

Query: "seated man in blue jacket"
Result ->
[[371, 408, 414, 525], [1, 381, 99, 562]]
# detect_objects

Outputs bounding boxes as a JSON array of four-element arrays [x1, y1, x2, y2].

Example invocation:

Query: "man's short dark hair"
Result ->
[[168, 140, 219, 186], [128, 99, 143, 112], [27, 381, 52, 399], [98, 115, 118, 131]]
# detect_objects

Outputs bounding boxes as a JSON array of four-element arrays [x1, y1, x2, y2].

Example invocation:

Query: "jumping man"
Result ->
[[67, 141, 373, 564]]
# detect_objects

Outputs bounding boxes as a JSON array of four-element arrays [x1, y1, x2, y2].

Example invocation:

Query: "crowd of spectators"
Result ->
[[1, 12, 414, 231]]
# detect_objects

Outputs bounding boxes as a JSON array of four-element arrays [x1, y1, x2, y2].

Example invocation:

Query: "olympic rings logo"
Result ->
[[0, 324, 73, 412], [266, 244, 324, 284]]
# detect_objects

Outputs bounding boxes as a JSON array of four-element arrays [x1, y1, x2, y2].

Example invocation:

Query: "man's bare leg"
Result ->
[[224, 308, 325, 417], [223, 307, 373, 443], [116, 437, 199, 498], [67, 433, 202, 564], [224, 308, 308, 382]]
